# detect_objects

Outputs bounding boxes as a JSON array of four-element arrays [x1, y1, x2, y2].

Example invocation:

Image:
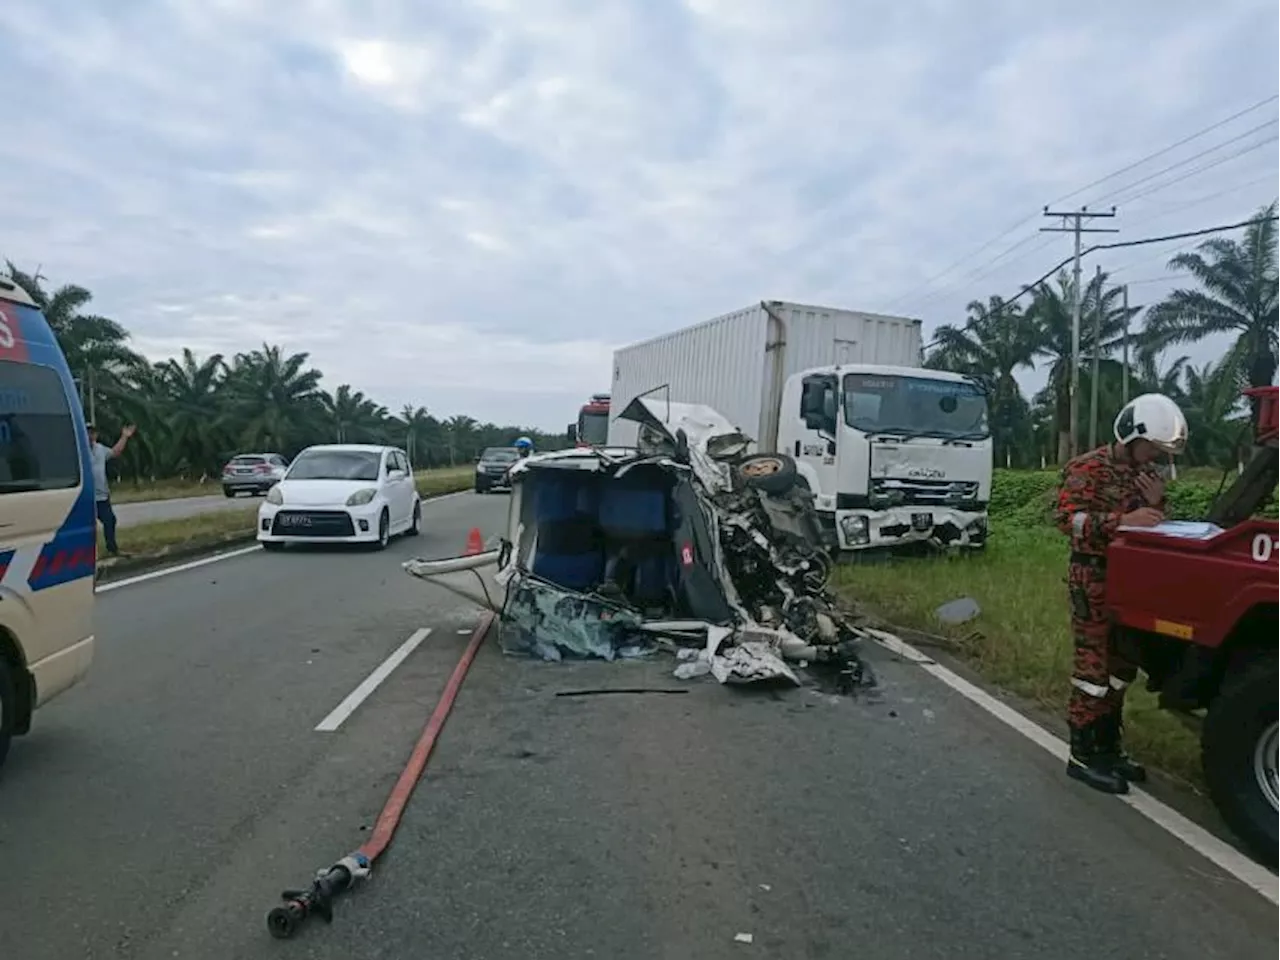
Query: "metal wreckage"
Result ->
[[405, 398, 875, 693]]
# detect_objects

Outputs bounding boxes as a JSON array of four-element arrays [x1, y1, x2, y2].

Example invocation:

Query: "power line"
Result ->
[[1050, 94, 1278, 206], [1086, 117, 1278, 207], [1103, 133, 1278, 208], [883, 94, 1279, 313]]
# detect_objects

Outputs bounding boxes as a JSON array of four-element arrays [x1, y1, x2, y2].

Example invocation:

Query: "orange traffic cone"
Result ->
[[465, 527, 484, 556]]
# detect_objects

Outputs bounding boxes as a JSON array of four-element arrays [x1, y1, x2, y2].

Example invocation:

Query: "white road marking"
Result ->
[[315, 628, 433, 732], [95, 490, 481, 594], [95, 546, 262, 593], [865, 628, 1279, 905]]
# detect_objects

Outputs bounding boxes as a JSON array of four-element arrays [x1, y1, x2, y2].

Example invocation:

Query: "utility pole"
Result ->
[[1121, 284, 1130, 405], [1041, 205, 1119, 459], [1088, 263, 1103, 449]]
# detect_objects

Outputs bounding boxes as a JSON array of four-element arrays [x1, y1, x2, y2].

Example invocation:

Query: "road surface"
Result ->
[[0, 493, 1274, 959], [114, 491, 265, 527]]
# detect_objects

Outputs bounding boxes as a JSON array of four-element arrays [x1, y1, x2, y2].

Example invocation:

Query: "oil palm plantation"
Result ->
[[926, 295, 1038, 467], [1141, 201, 1278, 423], [1027, 269, 1138, 463]]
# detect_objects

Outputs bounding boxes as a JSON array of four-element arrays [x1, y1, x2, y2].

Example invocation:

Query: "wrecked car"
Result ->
[[405, 398, 872, 691]]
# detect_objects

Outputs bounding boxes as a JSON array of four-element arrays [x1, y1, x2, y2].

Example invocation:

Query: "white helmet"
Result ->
[[1114, 393, 1188, 455]]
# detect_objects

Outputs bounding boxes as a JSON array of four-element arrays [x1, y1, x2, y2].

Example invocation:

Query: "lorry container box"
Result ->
[[608, 300, 923, 449]]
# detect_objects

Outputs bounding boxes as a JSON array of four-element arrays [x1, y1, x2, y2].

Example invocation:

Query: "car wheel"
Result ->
[[0, 655, 16, 770], [408, 501, 422, 536], [736, 453, 799, 495], [374, 509, 391, 551], [261, 541, 285, 552], [223, 488, 236, 498], [1202, 654, 1279, 867]]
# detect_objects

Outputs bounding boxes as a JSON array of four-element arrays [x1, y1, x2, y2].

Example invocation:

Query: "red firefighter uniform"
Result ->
[[1053, 445, 1166, 729]]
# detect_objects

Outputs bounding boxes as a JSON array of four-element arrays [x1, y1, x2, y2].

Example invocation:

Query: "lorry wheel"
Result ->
[[1202, 654, 1278, 867], [0, 656, 16, 769], [737, 453, 798, 495]]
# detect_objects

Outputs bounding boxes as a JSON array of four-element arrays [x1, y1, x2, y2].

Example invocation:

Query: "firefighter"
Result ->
[[1053, 392, 1189, 795]]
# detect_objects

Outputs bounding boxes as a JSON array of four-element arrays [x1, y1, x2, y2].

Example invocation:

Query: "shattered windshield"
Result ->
[[842, 374, 989, 439], [578, 411, 609, 445]]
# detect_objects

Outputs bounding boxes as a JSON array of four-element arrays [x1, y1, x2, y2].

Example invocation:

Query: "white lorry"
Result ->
[[608, 300, 993, 553]]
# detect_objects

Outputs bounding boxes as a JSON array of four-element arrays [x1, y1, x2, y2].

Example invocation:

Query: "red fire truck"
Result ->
[[568, 394, 610, 448]]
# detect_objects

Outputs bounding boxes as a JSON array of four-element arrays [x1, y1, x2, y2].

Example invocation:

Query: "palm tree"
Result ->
[[225, 344, 326, 454], [444, 415, 479, 464], [153, 349, 230, 475], [399, 405, 432, 467], [927, 295, 1038, 467], [1027, 269, 1137, 462], [1141, 201, 1278, 419], [3, 261, 144, 421]]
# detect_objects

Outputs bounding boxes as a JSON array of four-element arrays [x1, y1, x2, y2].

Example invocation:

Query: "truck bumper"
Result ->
[[832, 506, 988, 551]]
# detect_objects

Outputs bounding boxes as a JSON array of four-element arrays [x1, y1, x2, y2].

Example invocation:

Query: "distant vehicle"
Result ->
[[567, 394, 610, 448], [221, 452, 288, 497], [256, 444, 421, 552], [607, 300, 992, 555], [474, 447, 519, 494], [0, 273, 96, 769]]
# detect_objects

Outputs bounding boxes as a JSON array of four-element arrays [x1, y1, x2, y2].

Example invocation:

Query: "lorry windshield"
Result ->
[[578, 411, 609, 445], [842, 374, 989, 439]]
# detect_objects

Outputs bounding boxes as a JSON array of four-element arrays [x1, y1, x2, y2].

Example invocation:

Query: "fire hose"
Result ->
[[265, 611, 494, 940]]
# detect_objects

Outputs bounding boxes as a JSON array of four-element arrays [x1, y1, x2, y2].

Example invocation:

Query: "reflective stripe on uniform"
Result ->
[[1109, 675, 1130, 691], [1071, 676, 1110, 698], [1072, 512, 1088, 536]]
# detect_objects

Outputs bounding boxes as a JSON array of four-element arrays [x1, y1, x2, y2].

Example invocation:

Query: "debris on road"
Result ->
[[934, 595, 981, 625], [734, 932, 755, 944], [404, 397, 877, 697]]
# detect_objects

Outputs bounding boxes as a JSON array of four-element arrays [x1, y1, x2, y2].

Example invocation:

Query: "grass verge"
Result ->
[[831, 470, 1240, 790], [98, 466, 477, 580]]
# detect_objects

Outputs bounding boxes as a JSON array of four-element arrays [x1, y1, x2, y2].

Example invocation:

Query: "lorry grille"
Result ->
[[867, 478, 981, 507]]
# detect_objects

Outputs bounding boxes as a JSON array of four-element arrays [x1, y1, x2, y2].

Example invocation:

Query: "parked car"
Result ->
[[221, 452, 288, 497], [474, 446, 520, 494], [257, 444, 421, 551]]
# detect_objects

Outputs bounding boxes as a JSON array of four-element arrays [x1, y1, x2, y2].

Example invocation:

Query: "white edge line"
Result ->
[[95, 545, 262, 593], [96, 490, 476, 594], [868, 631, 1279, 905], [315, 628, 433, 732]]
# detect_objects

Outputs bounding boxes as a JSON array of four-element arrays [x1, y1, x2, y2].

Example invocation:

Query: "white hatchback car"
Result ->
[[257, 444, 421, 551]]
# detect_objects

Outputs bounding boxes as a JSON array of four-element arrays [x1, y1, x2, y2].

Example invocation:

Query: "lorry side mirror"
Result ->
[[566, 424, 577, 444]]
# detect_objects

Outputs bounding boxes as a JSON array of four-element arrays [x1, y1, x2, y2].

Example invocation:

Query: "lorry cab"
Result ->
[[778, 364, 992, 552], [0, 274, 97, 768]]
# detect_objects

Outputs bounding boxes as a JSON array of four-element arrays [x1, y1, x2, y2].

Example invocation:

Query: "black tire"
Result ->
[[1202, 654, 1278, 866], [261, 541, 285, 552], [223, 487, 236, 498], [0, 656, 15, 770], [373, 509, 391, 551], [408, 502, 422, 537], [737, 453, 799, 495]]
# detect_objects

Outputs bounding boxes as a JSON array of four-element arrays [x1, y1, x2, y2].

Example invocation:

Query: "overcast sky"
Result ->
[[2, 0, 1276, 430]]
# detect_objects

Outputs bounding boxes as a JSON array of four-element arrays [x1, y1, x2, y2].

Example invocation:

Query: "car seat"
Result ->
[[597, 473, 674, 609], [529, 472, 603, 590]]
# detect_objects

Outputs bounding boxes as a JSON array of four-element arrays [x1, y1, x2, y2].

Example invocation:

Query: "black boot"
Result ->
[[1100, 711, 1147, 783], [1066, 721, 1130, 794]]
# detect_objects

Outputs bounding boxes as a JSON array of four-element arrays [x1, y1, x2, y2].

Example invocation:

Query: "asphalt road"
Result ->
[[0, 491, 1275, 959], [114, 491, 265, 527]]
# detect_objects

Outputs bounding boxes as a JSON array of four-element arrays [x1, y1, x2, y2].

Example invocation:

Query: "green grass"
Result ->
[[100, 466, 477, 565], [830, 467, 1266, 790]]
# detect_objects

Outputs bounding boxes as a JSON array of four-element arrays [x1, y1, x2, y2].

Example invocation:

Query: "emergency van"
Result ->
[[0, 273, 96, 769]]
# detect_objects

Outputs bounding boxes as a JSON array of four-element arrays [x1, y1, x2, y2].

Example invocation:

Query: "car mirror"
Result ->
[[387, 468, 407, 481]]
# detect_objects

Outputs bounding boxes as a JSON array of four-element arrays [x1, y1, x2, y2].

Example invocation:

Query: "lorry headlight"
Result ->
[[841, 515, 870, 545], [266, 486, 283, 506], [346, 488, 377, 506]]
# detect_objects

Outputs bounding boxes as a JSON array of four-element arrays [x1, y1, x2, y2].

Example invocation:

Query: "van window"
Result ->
[[0, 359, 81, 494]]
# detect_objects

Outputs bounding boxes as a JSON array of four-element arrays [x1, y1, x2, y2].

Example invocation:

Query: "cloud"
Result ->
[[0, 0, 1276, 428]]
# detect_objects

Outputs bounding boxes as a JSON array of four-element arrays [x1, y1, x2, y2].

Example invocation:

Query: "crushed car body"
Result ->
[[404, 397, 873, 691]]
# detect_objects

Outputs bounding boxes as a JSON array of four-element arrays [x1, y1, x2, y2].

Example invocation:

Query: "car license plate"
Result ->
[[911, 512, 933, 529], [280, 515, 312, 527]]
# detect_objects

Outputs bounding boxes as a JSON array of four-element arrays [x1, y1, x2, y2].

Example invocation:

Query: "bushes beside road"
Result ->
[[834, 468, 1274, 788]]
